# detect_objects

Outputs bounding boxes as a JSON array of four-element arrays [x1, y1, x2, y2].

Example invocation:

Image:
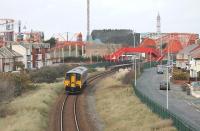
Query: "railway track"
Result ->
[[59, 70, 115, 131], [60, 95, 79, 131]]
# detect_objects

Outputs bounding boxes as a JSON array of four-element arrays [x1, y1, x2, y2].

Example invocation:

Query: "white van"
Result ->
[[157, 65, 164, 74]]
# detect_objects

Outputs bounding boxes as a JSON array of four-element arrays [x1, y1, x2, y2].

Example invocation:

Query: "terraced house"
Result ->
[[12, 42, 52, 69], [0, 46, 22, 72], [176, 44, 199, 70], [189, 45, 200, 78]]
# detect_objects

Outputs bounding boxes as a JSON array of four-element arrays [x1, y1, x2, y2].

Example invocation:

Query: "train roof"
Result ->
[[67, 66, 88, 74]]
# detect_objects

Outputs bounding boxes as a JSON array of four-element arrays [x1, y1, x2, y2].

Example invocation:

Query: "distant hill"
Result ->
[[91, 29, 140, 46]]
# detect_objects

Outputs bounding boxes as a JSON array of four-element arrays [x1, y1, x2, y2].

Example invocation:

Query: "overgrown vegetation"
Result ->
[[64, 56, 105, 63], [95, 70, 176, 131], [0, 64, 71, 102], [88, 68, 97, 73], [44, 37, 56, 47], [173, 68, 189, 80], [29, 64, 70, 83], [0, 72, 33, 102], [0, 82, 63, 131], [30, 67, 58, 83], [122, 70, 134, 84]]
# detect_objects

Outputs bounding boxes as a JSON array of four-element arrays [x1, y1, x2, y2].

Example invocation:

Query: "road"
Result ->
[[137, 67, 200, 129]]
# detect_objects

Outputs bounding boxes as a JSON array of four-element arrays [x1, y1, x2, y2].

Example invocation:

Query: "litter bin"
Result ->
[[186, 87, 191, 95], [181, 83, 188, 91]]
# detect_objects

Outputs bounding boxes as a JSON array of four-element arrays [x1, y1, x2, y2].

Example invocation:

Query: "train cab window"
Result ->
[[66, 74, 70, 80], [76, 74, 81, 81]]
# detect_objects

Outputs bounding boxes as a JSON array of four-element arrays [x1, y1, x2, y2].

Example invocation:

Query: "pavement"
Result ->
[[137, 67, 200, 129]]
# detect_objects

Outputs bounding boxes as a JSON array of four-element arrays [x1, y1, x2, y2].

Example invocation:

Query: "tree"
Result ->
[[44, 37, 56, 47], [14, 61, 25, 70]]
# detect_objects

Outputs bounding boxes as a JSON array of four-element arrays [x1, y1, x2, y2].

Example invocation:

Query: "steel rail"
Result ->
[[60, 70, 115, 131]]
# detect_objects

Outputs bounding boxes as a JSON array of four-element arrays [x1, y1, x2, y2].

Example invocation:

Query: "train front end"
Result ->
[[64, 73, 82, 94]]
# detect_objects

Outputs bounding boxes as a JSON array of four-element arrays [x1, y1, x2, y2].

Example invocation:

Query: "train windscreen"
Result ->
[[66, 73, 70, 80], [76, 74, 81, 81]]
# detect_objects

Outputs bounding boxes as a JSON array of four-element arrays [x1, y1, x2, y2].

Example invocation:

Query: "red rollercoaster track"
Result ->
[[105, 47, 161, 62]]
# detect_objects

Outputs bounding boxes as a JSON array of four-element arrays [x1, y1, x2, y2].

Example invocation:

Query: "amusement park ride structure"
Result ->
[[0, 19, 45, 46], [105, 33, 199, 62], [0, 19, 15, 46]]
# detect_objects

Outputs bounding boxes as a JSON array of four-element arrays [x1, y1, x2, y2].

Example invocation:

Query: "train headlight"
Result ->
[[64, 81, 69, 86]]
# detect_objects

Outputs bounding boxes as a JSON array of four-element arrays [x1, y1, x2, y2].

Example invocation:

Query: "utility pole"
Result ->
[[87, 0, 90, 41], [166, 44, 170, 109], [150, 51, 152, 68], [67, 32, 69, 41], [133, 30, 137, 87], [157, 12, 162, 64], [62, 47, 64, 63]]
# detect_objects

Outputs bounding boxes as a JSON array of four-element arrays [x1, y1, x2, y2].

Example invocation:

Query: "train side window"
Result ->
[[76, 74, 81, 80], [66, 73, 70, 80]]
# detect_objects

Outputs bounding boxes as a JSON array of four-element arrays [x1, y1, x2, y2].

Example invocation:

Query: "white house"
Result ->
[[176, 44, 199, 70], [12, 42, 52, 69], [189, 46, 200, 78], [12, 44, 32, 69]]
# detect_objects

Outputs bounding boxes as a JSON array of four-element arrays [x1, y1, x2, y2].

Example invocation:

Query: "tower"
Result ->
[[87, 0, 90, 41], [157, 13, 161, 34], [18, 20, 21, 33]]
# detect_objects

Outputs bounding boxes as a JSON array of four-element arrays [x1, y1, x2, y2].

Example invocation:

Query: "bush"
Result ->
[[0, 78, 15, 102], [29, 64, 72, 83], [30, 67, 59, 83], [0, 72, 32, 102], [64, 56, 90, 62], [88, 68, 97, 73], [122, 70, 134, 85], [173, 68, 189, 80], [12, 72, 34, 94], [54, 64, 71, 77], [63, 56, 106, 63]]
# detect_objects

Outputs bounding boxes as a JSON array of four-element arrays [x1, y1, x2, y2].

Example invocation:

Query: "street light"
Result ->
[[166, 44, 170, 109], [133, 30, 137, 87], [160, 33, 163, 65], [62, 47, 64, 63], [150, 51, 152, 68]]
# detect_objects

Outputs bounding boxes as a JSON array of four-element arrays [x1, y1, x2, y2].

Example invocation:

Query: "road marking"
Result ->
[[185, 100, 200, 111], [184, 100, 192, 106], [191, 102, 200, 109], [191, 102, 196, 106], [196, 109, 200, 113]]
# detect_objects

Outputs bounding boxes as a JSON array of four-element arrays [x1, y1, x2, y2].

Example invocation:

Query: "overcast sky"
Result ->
[[0, 0, 200, 40]]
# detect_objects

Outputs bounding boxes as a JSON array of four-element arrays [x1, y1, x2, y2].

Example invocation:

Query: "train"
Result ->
[[64, 66, 88, 94]]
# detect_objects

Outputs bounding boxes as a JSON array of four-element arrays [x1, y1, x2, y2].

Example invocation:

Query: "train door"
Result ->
[[70, 73, 76, 87]]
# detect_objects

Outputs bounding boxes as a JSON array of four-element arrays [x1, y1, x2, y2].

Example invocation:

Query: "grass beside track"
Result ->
[[95, 70, 177, 131], [0, 81, 63, 131]]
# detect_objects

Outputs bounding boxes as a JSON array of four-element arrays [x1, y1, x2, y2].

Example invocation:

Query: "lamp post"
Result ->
[[133, 30, 137, 87], [160, 33, 163, 65], [62, 47, 64, 63], [166, 45, 170, 109], [150, 51, 152, 68]]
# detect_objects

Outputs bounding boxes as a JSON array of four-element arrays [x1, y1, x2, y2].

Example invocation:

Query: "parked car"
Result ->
[[157, 65, 164, 74], [160, 81, 170, 90]]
